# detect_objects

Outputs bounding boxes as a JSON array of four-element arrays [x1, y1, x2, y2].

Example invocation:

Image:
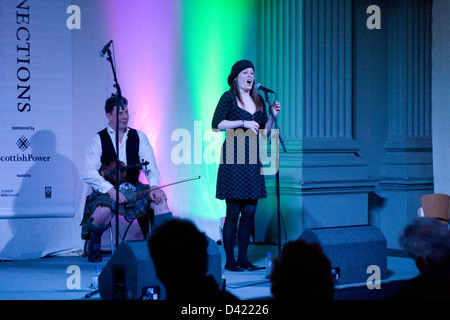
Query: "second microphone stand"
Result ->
[[263, 91, 287, 256]]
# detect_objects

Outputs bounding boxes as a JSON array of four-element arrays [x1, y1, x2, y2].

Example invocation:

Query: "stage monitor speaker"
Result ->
[[299, 224, 387, 285], [98, 237, 222, 300]]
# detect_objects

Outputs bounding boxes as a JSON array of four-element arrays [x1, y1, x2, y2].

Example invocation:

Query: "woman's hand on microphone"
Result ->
[[271, 100, 281, 117]]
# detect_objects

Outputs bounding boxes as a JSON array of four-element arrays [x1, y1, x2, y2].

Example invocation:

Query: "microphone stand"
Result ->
[[106, 47, 123, 251], [263, 91, 286, 256], [86, 46, 122, 300]]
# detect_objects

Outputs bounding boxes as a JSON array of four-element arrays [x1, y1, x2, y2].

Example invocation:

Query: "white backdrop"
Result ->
[[0, 1, 73, 218], [0, 1, 83, 259]]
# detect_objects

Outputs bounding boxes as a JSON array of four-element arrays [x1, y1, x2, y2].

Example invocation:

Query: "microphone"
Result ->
[[99, 40, 113, 57], [255, 83, 275, 94]]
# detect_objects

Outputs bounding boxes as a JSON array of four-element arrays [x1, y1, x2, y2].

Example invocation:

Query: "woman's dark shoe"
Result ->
[[225, 263, 245, 272], [237, 260, 264, 271]]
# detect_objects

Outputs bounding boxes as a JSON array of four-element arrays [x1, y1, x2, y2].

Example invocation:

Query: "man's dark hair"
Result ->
[[105, 94, 128, 114]]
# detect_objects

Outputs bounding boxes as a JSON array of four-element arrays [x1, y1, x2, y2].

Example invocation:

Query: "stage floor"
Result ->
[[0, 243, 419, 300]]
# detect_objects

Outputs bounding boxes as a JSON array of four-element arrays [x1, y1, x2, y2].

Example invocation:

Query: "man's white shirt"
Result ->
[[81, 125, 160, 193]]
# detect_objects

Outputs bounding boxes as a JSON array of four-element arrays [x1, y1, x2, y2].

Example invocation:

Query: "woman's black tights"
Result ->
[[223, 199, 258, 268]]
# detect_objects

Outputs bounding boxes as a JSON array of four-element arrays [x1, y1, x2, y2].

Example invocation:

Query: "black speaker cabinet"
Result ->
[[299, 225, 387, 285], [98, 237, 222, 300]]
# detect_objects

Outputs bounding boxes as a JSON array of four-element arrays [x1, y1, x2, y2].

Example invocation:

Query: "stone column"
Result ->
[[300, 0, 374, 229], [255, 0, 374, 243], [378, 0, 433, 248]]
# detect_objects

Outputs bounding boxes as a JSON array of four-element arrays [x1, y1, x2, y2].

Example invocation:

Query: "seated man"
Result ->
[[80, 94, 172, 262]]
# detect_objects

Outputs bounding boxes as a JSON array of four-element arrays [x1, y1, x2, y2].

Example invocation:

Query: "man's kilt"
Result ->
[[80, 182, 152, 240]]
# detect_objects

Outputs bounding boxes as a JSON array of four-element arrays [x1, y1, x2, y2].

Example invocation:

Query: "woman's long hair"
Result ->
[[230, 80, 264, 112]]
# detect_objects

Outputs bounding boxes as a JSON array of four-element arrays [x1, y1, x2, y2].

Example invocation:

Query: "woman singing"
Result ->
[[211, 60, 281, 271]]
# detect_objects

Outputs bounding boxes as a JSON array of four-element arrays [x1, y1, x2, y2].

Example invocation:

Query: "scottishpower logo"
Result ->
[[16, 135, 31, 152], [0, 135, 51, 162]]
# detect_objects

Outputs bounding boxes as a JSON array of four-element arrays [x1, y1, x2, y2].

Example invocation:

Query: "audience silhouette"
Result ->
[[270, 239, 335, 300], [390, 217, 450, 300], [147, 218, 238, 300]]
